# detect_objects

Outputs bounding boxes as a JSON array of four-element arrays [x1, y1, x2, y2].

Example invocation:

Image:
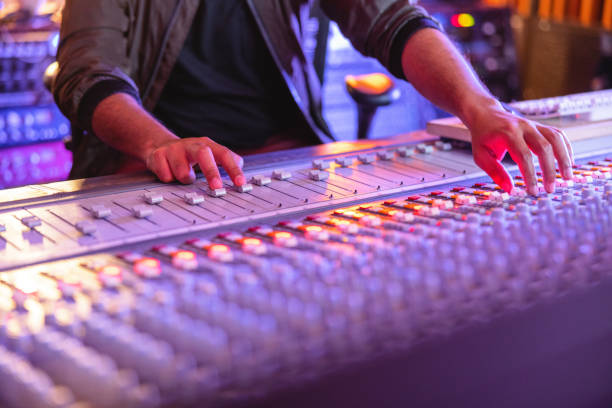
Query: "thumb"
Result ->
[[473, 145, 514, 193]]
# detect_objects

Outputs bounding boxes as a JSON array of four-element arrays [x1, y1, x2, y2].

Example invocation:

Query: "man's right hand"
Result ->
[[145, 137, 246, 189], [92, 93, 245, 189]]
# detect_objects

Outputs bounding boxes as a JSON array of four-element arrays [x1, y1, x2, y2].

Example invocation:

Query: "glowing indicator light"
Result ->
[[271, 231, 298, 247], [451, 13, 475, 28], [172, 250, 198, 270], [101, 265, 122, 276], [303, 225, 322, 232], [133, 258, 161, 278], [208, 244, 234, 262], [240, 237, 266, 255], [98, 264, 123, 286]]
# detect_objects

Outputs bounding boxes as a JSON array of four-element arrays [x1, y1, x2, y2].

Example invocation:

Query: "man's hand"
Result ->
[[145, 137, 246, 188], [400, 29, 574, 194], [464, 103, 574, 195], [92, 93, 245, 188]]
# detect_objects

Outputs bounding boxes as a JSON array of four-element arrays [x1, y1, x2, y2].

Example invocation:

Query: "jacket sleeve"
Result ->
[[53, 0, 140, 131], [319, 0, 442, 78]]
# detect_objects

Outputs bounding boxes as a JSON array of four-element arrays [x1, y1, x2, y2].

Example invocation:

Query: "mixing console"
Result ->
[[1, 133, 612, 407]]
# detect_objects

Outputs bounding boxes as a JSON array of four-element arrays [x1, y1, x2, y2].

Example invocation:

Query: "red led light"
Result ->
[[134, 258, 162, 277]]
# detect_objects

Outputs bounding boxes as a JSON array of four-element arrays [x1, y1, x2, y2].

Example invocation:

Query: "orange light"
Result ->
[[173, 250, 196, 261], [133, 258, 161, 277], [451, 13, 475, 28], [209, 244, 230, 253], [303, 225, 323, 232], [101, 265, 122, 276], [345, 73, 393, 95], [242, 238, 262, 246], [272, 231, 293, 239]]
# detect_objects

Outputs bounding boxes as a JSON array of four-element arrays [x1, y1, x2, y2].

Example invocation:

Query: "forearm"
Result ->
[[400, 28, 503, 126], [91, 93, 178, 162]]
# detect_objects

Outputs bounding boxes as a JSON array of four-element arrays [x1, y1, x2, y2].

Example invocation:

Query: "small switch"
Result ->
[[272, 170, 292, 180], [335, 157, 354, 167], [91, 205, 112, 219], [417, 144, 434, 154], [309, 170, 329, 181], [132, 205, 153, 218], [236, 183, 253, 193], [397, 147, 415, 158], [377, 150, 394, 161], [184, 192, 204, 205], [357, 154, 375, 164], [21, 216, 41, 228], [312, 159, 331, 170], [251, 175, 271, 186], [76, 220, 97, 235], [208, 188, 227, 198], [144, 192, 163, 205]]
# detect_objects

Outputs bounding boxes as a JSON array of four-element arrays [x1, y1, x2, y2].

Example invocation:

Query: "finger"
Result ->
[[147, 149, 173, 183], [166, 147, 196, 184], [538, 126, 573, 180], [473, 145, 514, 193], [555, 127, 575, 166], [204, 138, 245, 186], [504, 132, 538, 195], [524, 128, 556, 193], [186, 144, 222, 190]]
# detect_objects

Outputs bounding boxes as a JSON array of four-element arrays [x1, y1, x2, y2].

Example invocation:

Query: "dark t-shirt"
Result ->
[[153, 0, 308, 150]]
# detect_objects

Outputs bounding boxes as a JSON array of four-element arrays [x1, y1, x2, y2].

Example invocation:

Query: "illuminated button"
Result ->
[[251, 175, 271, 186], [207, 244, 234, 262], [335, 157, 354, 167], [455, 195, 476, 205], [397, 146, 415, 157], [431, 199, 453, 209], [132, 205, 153, 218], [152, 244, 178, 256], [91, 204, 111, 219], [240, 237, 267, 255], [417, 143, 434, 154], [359, 215, 381, 227], [392, 211, 414, 223], [235, 183, 253, 193], [172, 250, 198, 270], [184, 192, 204, 205], [75, 221, 96, 235], [98, 264, 123, 286], [312, 159, 330, 170], [208, 188, 227, 198], [133, 258, 162, 277], [272, 169, 292, 180], [377, 150, 394, 160], [434, 141, 453, 151], [299, 225, 329, 240], [309, 170, 329, 181], [143, 192, 163, 205], [270, 231, 298, 247], [357, 154, 375, 164], [331, 219, 360, 234]]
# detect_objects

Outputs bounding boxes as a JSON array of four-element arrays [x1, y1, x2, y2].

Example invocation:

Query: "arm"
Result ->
[[55, 0, 245, 187], [91, 93, 245, 188], [400, 28, 573, 194]]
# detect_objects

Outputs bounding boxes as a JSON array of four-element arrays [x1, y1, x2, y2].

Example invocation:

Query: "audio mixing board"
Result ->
[[1, 130, 612, 407]]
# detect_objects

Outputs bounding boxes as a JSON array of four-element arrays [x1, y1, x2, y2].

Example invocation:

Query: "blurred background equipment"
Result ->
[[0, 0, 71, 188]]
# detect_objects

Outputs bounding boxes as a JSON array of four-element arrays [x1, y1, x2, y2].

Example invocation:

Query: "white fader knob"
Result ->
[[143, 192, 163, 205], [184, 192, 204, 205], [357, 154, 375, 164], [236, 183, 253, 193], [91, 205, 112, 219], [272, 170, 292, 180], [251, 175, 271, 186], [75, 220, 97, 235], [309, 170, 329, 181], [132, 205, 153, 218]]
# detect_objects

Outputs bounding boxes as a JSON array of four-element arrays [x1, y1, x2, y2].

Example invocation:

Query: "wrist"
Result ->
[[457, 95, 505, 129]]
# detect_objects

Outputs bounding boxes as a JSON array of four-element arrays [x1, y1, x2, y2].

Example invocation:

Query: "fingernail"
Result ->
[[211, 177, 222, 190], [529, 183, 539, 196], [563, 166, 573, 180], [546, 181, 556, 193], [235, 175, 246, 186]]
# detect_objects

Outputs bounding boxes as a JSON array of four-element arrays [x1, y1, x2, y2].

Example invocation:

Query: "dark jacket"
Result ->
[[54, 0, 439, 178]]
